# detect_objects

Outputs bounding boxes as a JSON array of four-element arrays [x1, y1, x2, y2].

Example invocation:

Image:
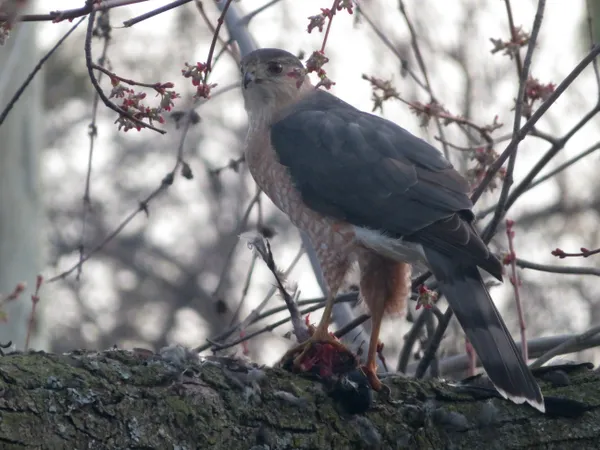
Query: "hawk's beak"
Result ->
[[243, 71, 255, 89]]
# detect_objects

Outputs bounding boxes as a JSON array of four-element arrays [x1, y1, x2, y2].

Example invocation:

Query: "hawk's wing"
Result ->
[[271, 89, 500, 278], [270, 90, 545, 412]]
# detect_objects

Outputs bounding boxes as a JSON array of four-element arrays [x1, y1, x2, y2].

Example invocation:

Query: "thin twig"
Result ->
[[91, 64, 171, 89], [516, 258, 600, 277], [482, 0, 546, 242], [0, 16, 86, 128], [122, 0, 191, 27], [0, 0, 149, 22], [418, 5, 552, 370], [207, 295, 357, 352], [229, 253, 258, 327], [397, 0, 450, 158], [243, 234, 309, 343], [505, 219, 527, 360], [406, 332, 600, 376], [503, 0, 524, 80], [227, 197, 264, 329], [530, 324, 600, 369], [204, 0, 235, 75], [472, 43, 600, 204], [397, 311, 429, 373], [415, 307, 452, 378], [496, 104, 600, 216], [209, 154, 245, 176], [528, 127, 560, 145], [334, 313, 370, 339], [423, 311, 438, 377], [399, 96, 497, 141], [24, 275, 43, 350], [526, 141, 600, 189], [194, 291, 357, 354], [194, 0, 238, 63], [475, 137, 600, 222], [354, 2, 427, 91], [320, 0, 340, 53], [211, 189, 262, 298], [465, 339, 476, 376], [237, 0, 284, 27], [48, 108, 197, 282], [585, 0, 600, 97], [551, 247, 600, 259], [236, 245, 305, 338], [84, 10, 165, 134], [79, 10, 111, 281]]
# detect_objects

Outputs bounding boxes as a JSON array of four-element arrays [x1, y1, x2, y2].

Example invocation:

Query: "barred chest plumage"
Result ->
[[243, 122, 357, 286]]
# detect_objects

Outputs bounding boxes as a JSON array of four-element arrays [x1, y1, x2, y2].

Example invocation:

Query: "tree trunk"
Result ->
[[0, 15, 44, 349], [0, 348, 597, 449]]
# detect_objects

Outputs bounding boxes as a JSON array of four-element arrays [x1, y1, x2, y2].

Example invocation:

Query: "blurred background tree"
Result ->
[[0, 1, 43, 350]]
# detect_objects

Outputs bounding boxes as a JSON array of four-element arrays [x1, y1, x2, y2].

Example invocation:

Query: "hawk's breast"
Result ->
[[244, 125, 357, 264]]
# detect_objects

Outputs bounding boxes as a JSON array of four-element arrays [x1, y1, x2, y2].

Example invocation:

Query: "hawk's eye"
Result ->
[[267, 62, 283, 75]]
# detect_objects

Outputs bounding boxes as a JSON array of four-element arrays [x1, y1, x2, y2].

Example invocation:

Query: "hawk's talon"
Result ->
[[360, 362, 383, 391], [280, 326, 357, 378]]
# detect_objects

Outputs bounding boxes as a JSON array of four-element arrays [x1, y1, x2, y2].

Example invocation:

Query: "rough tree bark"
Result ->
[[0, 348, 597, 449]]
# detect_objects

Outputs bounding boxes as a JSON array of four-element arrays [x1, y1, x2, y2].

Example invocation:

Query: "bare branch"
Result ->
[[585, 0, 600, 97], [472, 43, 600, 204], [205, 294, 358, 353], [241, 233, 310, 343], [48, 108, 199, 283], [407, 332, 600, 377], [354, 2, 427, 91], [397, 310, 430, 374], [122, 0, 190, 28], [0, 0, 150, 23], [79, 10, 111, 281], [194, 0, 238, 63], [0, 16, 85, 127], [531, 324, 600, 369], [211, 189, 262, 298], [504, 219, 528, 359], [482, 0, 546, 241], [551, 247, 600, 260], [237, 0, 284, 27], [516, 258, 600, 277], [397, 0, 450, 158], [84, 10, 166, 134]]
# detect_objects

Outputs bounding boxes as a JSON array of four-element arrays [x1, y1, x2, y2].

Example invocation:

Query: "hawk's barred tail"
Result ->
[[423, 247, 545, 413]]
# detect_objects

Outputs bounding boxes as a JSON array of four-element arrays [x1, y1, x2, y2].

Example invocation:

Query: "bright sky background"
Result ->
[[31, 0, 600, 365]]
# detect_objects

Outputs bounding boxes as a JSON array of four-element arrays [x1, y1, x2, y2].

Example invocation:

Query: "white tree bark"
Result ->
[[0, 16, 44, 349]]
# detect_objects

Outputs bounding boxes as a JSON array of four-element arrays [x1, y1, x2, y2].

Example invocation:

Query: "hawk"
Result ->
[[239, 48, 544, 412]]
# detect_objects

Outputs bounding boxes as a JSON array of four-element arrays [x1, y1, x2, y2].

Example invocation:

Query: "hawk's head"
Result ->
[[240, 48, 310, 118]]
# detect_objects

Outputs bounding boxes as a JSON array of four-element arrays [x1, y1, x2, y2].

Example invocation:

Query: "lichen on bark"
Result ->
[[0, 349, 597, 449]]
